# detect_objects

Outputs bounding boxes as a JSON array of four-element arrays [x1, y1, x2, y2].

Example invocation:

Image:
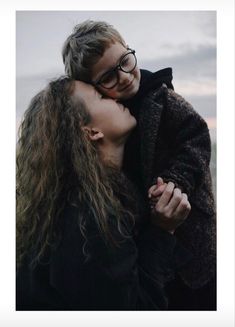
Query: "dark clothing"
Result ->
[[166, 275, 216, 310], [16, 173, 190, 311], [123, 68, 174, 192], [122, 68, 216, 291]]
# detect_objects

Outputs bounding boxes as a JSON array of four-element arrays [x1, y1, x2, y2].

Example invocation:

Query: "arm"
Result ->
[[153, 88, 212, 197]]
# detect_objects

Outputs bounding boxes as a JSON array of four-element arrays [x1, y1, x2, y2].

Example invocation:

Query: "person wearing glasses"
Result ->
[[62, 20, 216, 310], [16, 77, 191, 310]]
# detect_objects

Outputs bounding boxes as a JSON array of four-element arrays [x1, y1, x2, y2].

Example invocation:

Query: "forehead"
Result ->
[[72, 81, 96, 102], [91, 42, 127, 79], [101, 41, 127, 58]]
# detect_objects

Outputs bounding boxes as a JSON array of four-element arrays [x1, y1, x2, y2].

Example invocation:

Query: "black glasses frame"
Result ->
[[92, 48, 137, 89]]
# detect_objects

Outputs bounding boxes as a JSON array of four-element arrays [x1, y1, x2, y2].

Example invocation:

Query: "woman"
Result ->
[[16, 77, 191, 310]]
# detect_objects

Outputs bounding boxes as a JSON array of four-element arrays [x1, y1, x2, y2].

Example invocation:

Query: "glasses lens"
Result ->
[[120, 52, 136, 73], [99, 70, 118, 89], [98, 51, 136, 89]]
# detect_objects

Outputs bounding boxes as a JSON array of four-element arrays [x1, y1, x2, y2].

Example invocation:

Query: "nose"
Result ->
[[118, 70, 131, 85]]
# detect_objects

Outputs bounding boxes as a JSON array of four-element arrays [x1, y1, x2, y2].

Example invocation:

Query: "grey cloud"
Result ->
[[140, 44, 216, 80], [197, 11, 216, 38], [186, 95, 216, 118]]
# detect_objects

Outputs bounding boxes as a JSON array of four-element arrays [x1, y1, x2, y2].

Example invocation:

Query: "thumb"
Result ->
[[157, 177, 164, 187]]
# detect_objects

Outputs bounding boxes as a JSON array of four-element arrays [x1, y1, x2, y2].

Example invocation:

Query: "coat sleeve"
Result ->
[[49, 206, 190, 310], [153, 88, 212, 197]]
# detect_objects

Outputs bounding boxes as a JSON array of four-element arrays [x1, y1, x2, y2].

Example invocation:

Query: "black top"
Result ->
[[16, 173, 190, 311], [122, 68, 174, 119], [122, 68, 173, 191]]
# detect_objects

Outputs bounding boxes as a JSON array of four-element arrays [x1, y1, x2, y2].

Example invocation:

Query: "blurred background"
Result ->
[[16, 11, 216, 194]]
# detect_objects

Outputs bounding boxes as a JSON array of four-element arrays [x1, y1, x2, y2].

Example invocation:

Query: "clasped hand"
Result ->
[[148, 177, 191, 234]]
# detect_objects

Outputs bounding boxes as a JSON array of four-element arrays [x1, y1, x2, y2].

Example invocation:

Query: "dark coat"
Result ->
[[123, 68, 216, 289], [16, 174, 190, 311]]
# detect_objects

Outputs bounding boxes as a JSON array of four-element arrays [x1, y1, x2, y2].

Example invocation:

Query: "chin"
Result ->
[[122, 84, 139, 100], [125, 116, 136, 134], [130, 116, 137, 129]]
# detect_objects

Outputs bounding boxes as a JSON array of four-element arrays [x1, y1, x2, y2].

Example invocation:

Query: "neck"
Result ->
[[98, 140, 125, 169]]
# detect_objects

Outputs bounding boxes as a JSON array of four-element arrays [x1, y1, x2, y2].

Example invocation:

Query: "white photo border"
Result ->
[[0, 1, 234, 326]]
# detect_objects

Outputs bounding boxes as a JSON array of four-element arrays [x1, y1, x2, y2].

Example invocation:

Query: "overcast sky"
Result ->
[[16, 11, 216, 138]]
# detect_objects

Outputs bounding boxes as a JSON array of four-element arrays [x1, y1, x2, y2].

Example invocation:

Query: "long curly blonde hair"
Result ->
[[16, 76, 134, 269]]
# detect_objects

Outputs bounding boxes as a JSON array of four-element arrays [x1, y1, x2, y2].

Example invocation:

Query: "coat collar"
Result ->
[[138, 86, 168, 190]]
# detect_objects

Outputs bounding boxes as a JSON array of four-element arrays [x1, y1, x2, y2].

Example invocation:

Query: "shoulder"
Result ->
[[165, 89, 207, 123], [147, 86, 190, 105], [143, 86, 208, 129], [166, 88, 193, 108], [149, 86, 201, 116]]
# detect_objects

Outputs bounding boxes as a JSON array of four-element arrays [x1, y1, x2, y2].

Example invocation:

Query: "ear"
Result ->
[[82, 126, 104, 141]]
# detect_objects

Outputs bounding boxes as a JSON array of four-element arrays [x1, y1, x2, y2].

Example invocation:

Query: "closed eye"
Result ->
[[95, 90, 104, 99]]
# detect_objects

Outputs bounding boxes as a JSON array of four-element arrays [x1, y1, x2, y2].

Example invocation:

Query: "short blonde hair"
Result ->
[[62, 20, 126, 82]]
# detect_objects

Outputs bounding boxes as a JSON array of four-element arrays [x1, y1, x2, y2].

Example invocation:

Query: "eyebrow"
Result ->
[[96, 49, 129, 81]]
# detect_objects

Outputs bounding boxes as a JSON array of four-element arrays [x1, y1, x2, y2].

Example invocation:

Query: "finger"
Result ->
[[149, 177, 165, 197], [156, 181, 175, 209], [164, 188, 183, 215], [149, 185, 157, 193], [148, 185, 158, 198], [149, 183, 167, 198], [174, 193, 190, 221], [156, 177, 164, 187], [151, 184, 166, 197]]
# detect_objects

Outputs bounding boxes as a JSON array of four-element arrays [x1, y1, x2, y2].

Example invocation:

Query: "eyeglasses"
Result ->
[[92, 49, 137, 89]]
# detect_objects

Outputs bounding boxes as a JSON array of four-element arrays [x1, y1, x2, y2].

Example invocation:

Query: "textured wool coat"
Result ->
[[123, 69, 216, 289]]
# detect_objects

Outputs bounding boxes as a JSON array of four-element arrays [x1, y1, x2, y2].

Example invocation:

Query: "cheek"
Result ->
[[133, 67, 140, 82], [101, 88, 119, 99]]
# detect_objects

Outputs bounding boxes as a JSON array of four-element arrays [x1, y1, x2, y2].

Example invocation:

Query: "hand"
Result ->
[[150, 181, 191, 234]]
